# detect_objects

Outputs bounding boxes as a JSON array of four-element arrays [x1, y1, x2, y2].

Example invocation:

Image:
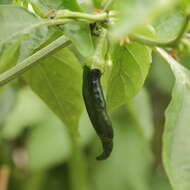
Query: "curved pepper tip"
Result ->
[[96, 137, 113, 161]]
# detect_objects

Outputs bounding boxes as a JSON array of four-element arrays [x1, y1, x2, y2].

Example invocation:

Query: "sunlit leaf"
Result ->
[[0, 5, 47, 44], [131, 11, 186, 45], [0, 34, 27, 73], [158, 48, 190, 190], [24, 47, 83, 135], [107, 42, 152, 110]]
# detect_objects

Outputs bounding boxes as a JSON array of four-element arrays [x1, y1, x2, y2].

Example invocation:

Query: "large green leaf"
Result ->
[[131, 11, 187, 45], [153, 11, 185, 43], [112, 0, 176, 39], [0, 5, 51, 63], [107, 42, 152, 110], [158, 48, 190, 190], [0, 35, 27, 73], [62, 23, 94, 57], [24, 47, 83, 135], [132, 11, 186, 45], [0, 5, 47, 44]]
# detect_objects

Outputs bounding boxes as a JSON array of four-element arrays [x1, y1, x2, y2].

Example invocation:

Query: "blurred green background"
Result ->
[[2, 0, 190, 189], [0, 52, 180, 190]]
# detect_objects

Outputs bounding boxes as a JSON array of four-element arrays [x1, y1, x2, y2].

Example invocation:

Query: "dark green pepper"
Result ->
[[82, 66, 113, 160]]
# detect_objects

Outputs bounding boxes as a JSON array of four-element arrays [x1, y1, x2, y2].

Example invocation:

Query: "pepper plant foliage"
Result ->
[[1, 0, 190, 189]]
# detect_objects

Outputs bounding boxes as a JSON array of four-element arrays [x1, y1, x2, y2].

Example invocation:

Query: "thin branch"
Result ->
[[0, 36, 71, 86], [154, 47, 188, 83], [91, 28, 108, 71], [153, 47, 177, 65], [55, 10, 109, 22], [38, 18, 75, 27], [130, 15, 190, 47]]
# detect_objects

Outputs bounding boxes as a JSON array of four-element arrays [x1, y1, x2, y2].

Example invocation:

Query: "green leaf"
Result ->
[[24, 47, 83, 135], [157, 48, 190, 190], [18, 27, 54, 62], [0, 5, 47, 44], [0, 34, 27, 74], [131, 11, 186, 46], [112, 0, 176, 39], [152, 11, 185, 43], [62, 23, 94, 57], [107, 42, 152, 110], [131, 11, 187, 45], [0, 5, 53, 63]]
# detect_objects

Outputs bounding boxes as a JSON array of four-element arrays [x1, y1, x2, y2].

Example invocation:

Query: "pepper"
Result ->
[[82, 66, 113, 160]]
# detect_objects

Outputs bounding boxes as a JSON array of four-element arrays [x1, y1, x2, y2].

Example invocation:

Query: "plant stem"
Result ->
[[130, 15, 190, 47], [55, 10, 108, 22], [68, 135, 90, 190], [90, 28, 108, 71], [154, 47, 188, 83], [38, 18, 96, 26], [0, 36, 71, 86], [38, 19, 74, 27], [154, 47, 178, 66]]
